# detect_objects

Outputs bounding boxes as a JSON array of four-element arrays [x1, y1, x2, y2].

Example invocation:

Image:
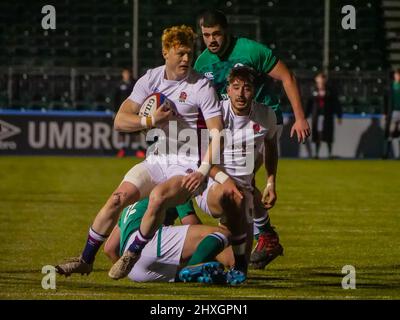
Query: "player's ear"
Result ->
[[162, 48, 168, 60], [226, 83, 232, 95]]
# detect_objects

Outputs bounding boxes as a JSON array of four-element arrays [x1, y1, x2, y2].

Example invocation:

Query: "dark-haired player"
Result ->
[[194, 10, 308, 268]]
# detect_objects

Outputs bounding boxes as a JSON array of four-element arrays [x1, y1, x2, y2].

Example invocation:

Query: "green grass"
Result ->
[[0, 157, 399, 299]]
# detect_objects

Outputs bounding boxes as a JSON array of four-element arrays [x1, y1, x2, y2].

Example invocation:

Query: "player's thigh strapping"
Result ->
[[123, 154, 201, 199]]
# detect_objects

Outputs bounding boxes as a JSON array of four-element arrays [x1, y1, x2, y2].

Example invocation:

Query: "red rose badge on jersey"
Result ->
[[253, 123, 261, 133], [179, 91, 187, 103]]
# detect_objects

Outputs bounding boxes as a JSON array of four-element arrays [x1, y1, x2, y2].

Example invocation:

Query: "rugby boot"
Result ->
[[179, 261, 225, 284], [226, 268, 247, 285], [55, 256, 93, 277], [250, 230, 283, 269], [108, 250, 140, 280]]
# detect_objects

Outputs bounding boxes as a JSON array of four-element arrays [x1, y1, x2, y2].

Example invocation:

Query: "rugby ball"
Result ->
[[138, 92, 175, 117]]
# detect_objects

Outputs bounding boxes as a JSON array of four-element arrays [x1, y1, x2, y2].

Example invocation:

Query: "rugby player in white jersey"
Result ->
[[55, 25, 237, 279], [192, 66, 278, 276]]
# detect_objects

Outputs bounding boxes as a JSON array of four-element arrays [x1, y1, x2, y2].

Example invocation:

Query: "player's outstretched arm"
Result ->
[[268, 60, 310, 143]]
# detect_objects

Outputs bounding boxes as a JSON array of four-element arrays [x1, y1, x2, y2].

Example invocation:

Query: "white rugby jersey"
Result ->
[[128, 65, 221, 162], [220, 99, 277, 190]]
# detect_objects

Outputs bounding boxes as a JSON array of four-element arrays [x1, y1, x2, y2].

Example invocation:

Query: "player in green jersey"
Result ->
[[194, 10, 308, 269], [194, 10, 309, 137]]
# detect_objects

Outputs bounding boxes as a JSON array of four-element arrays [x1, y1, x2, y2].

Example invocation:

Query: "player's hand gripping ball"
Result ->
[[139, 92, 177, 129]]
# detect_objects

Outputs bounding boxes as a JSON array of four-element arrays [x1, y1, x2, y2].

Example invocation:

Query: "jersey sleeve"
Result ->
[[193, 56, 202, 73], [127, 71, 152, 104], [248, 40, 279, 74], [253, 102, 278, 140], [176, 200, 196, 221], [193, 50, 207, 73], [197, 80, 222, 120]]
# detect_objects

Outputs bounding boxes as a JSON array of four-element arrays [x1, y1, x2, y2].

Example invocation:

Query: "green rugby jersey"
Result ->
[[194, 37, 283, 124], [118, 199, 195, 256]]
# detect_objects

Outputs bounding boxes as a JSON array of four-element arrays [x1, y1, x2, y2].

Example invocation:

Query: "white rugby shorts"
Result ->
[[125, 225, 190, 283], [123, 154, 201, 198]]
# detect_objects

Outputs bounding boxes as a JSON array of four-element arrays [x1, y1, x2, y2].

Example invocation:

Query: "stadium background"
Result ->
[[0, 0, 399, 300], [1, 0, 398, 110], [1, 0, 399, 158]]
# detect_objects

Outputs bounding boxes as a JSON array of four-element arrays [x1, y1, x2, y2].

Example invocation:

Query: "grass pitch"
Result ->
[[0, 156, 399, 300]]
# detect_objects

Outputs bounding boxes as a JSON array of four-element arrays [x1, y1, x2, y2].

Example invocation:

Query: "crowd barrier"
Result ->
[[0, 110, 385, 158]]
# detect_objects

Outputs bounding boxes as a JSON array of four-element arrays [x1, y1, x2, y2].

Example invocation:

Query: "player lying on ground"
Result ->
[[55, 25, 229, 279], [103, 199, 245, 285], [103, 198, 201, 264], [195, 10, 308, 268], [195, 66, 279, 275]]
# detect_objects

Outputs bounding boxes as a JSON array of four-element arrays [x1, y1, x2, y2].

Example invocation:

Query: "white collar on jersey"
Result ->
[[162, 65, 190, 83]]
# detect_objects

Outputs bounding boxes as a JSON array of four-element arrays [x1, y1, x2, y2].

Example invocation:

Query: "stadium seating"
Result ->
[[0, 0, 389, 112]]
